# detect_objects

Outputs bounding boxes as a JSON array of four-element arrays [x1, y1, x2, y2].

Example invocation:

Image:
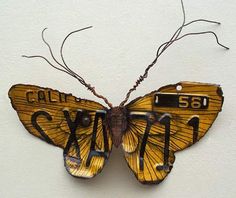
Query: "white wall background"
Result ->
[[0, 0, 235, 197]]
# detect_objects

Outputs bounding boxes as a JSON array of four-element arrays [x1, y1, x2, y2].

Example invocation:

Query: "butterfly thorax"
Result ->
[[106, 106, 127, 148]]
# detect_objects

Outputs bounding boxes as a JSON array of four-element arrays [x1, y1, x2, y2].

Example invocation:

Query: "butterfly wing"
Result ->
[[123, 81, 223, 184], [9, 84, 112, 178]]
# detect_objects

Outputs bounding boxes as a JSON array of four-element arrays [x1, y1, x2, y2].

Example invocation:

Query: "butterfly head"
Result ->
[[107, 106, 127, 148]]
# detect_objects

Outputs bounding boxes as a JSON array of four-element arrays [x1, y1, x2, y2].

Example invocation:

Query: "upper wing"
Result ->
[[123, 81, 223, 184], [9, 84, 112, 178]]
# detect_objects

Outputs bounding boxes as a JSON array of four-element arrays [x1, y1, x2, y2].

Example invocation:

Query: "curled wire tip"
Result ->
[[22, 55, 35, 58], [210, 21, 221, 25], [76, 26, 93, 32], [42, 28, 48, 34], [75, 26, 93, 31], [218, 44, 229, 50], [21, 55, 38, 59]]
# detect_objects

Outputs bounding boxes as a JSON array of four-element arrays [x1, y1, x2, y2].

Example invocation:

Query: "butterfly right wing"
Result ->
[[9, 84, 112, 178], [123, 82, 223, 184]]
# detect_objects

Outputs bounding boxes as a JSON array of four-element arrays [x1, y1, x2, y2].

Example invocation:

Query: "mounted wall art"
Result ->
[[8, 0, 228, 185]]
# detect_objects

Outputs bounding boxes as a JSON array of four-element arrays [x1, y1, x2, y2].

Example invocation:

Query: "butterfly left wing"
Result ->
[[123, 81, 223, 184], [9, 84, 112, 178]]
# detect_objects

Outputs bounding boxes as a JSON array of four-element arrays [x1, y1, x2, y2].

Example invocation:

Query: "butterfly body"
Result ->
[[106, 106, 128, 147]]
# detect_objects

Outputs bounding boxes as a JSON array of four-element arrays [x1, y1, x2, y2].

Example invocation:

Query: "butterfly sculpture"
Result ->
[[9, 0, 228, 184]]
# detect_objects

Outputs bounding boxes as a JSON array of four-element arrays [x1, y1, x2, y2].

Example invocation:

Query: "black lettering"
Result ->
[[48, 91, 57, 103], [59, 93, 63, 102], [154, 93, 209, 109], [188, 116, 200, 144], [59, 93, 70, 102], [139, 119, 151, 171], [38, 90, 46, 102], [86, 111, 109, 167], [26, 91, 35, 103], [63, 110, 82, 162], [64, 94, 70, 102], [156, 114, 172, 172], [31, 111, 54, 144], [128, 112, 156, 171]]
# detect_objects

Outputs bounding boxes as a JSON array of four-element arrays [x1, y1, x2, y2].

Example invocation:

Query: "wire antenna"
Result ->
[[23, 26, 113, 108], [23, 0, 229, 108], [119, 0, 229, 106]]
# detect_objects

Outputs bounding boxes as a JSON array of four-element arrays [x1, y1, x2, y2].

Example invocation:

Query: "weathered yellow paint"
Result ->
[[124, 82, 223, 184], [9, 84, 112, 179]]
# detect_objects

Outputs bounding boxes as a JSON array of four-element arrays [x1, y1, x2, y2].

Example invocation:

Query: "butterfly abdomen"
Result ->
[[106, 107, 128, 148]]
